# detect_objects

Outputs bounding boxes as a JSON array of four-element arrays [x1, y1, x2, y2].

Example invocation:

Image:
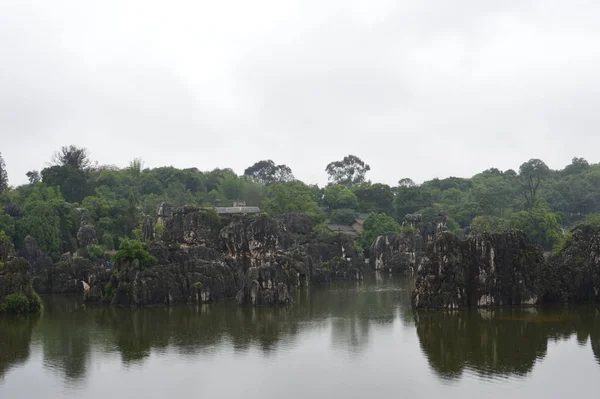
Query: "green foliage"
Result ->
[[330, 208, 358, 225], [312, 223, 335, 237], [469, 215, 507, 234], [263, 181, 323, 220], [0, 152, 8, 193], [244, 160, 294, 185], [353, 183, 394, 214], [16, 204, 63, 259], [113, 238, 157, 267], [2, 145, 600, 262], [357, 213, 403, 253], [509, 199, 563, 250], [86, 244, 104, 260], [325, 155, 370, 187], [323, 185, 358, 210], [0, 291, 42, 314]]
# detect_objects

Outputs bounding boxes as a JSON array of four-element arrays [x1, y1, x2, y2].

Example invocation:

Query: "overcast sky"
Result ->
[[1, 0, 599, 187]]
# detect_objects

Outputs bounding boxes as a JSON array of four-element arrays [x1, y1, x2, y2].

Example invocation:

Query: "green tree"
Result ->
[[469, 215, 507, 234], [113, 238, 157, 268], [518, 159, 550, 209], [51, 145, 91, 169], [357, 213, 403, 253], [330, 208, 359, 225], [323, 184, 358, 210], [244, 160, 294, 185], [26, 170, 41, 185], [0, 153, 8, 193], [263, 181, 322, 219], [325, 155, 370, 187], [353, 183, 393, 213], [16, 204, 62, 259], [509, 199, 563, 250]]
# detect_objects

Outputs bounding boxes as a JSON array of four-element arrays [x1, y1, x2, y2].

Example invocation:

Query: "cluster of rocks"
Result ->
[[369, 217, 600, 309], [411, 230, 543, 309], [0, 235, 42, 314], [82, 207, 367, 307]]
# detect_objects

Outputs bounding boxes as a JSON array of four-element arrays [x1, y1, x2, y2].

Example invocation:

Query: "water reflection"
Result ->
[[0, 314, 39, 380], [1, 275, 599, 392], [415, 307, 600, 380]]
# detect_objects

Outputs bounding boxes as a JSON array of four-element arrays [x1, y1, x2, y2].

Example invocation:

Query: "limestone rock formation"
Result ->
[[412, 230, 543, 309], [0, 234, 15, 262], [162, 206, 222, 247], [142, 215, 154, 241], [33, 253, 92, 295], [18, 236, 53, 273], [0, 257, 42, 314], [543, 224, 600, 303], [369, 230, 425, 273], [77, 221, 97, 248], [84, 209, 366, 307]]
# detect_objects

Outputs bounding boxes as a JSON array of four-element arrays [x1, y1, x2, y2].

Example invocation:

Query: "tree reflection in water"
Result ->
[[1, 276, 599, 388], [414, 306, 600, 380]]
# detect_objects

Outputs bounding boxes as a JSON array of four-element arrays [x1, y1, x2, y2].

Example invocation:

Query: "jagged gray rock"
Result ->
[[412, 230, 543, 309]]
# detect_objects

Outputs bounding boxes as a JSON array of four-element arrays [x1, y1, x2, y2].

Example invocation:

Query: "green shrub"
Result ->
[[3, 294, 30, 314], [87, 244, 104, 260], [113, 237, 157, 267]]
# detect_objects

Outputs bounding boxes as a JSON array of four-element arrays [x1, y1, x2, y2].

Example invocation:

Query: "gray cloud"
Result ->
[[1, 0, 599, 187]]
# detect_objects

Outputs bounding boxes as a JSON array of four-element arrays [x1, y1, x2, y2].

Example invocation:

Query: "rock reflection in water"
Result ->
[[0, 314, 39, 380], [27, 275, 407, 382], [415, 306, 600, 379]]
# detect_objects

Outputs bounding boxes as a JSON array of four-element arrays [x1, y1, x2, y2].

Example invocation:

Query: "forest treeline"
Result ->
[[1, 146, 599, 261]]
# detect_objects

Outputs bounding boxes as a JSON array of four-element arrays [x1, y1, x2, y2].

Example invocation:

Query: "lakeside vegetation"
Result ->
[[1, 147, 599, 261]]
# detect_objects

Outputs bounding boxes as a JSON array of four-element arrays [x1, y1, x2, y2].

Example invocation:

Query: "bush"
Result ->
[[3, 294, 29, 314], [330, 208, 358, 225], [113, 237, 157, 268], [86, 243, 104, 260]]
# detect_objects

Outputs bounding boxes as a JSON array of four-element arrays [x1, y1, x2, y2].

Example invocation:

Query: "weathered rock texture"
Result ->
[[412, 230, 544, 309], [84, 209, 367, 307], [543, 224, 600, 303], [0, 257, 42, 314], [369, 230, 425, 273], [33, 253, 92, 295], [18, 236, 53, 273]]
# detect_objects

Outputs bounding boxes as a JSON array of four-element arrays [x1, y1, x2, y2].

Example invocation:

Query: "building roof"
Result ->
[[214, 206, 261, 215], [326, 224, 358, 233]]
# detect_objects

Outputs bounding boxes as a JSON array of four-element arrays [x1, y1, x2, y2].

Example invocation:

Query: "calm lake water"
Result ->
[[1, 274, 599, 398]]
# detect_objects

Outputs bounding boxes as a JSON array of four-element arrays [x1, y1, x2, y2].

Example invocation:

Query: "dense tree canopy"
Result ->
[[325, 155, 370, 187], [0, 153, 8, 193], [0, 146, 599, 260], [244, 160, 294, 185]]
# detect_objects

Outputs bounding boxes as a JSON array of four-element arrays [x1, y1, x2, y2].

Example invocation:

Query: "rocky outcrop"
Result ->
[[543, 224, 600, 303], [162, 206, 223, 248], [142, 215, 154, 241], [0, 234, 15, 262], [18, 236, 53, 273], [84, 209, 367, 307], [33, 253, 92, 295], [412, 230, 543, 309], [369, 230, 425, 273], [77, 222, 97, 248], [0, 257, 42, 314]]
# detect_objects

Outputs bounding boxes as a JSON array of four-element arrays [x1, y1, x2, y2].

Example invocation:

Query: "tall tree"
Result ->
[[52, 145, 91, 169], [128, 158, 144, 177], [0, 153, 8, 193], [325, 155, 370, 187], [26, 170, 41, 185], [519, 159, 550, 209], [244, 160, 294, 185]]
